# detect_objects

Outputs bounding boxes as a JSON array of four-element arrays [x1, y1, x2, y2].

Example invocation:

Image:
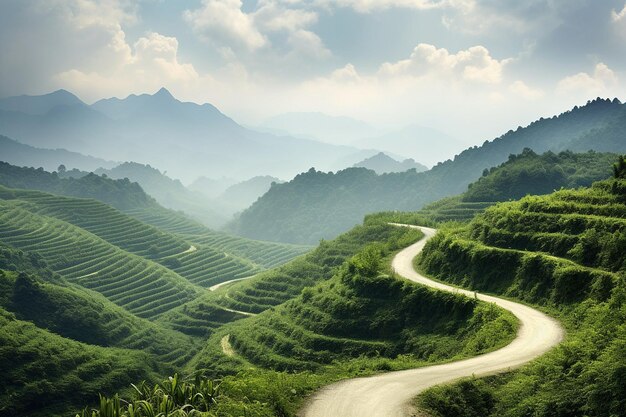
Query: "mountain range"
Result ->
[[228, 98, 626, 243], [0, 89, 381, 183], [261, 112, 468, 166]]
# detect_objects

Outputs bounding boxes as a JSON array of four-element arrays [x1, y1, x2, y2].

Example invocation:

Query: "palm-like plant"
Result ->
[[76, 374, 220, 417]]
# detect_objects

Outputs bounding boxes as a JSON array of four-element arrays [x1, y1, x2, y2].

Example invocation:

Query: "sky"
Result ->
[[1, 0, 626, 144]]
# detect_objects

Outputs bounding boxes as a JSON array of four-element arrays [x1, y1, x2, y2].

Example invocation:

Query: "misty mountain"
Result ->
[[352, 152, 427, 174], [188, 176, 238, 199], [0, 89, 83, 115], [260, 112, 464, 166], [219, 175, 282, 209], [0, 135, 117, 172], [228, 98, 626, 244], [357, 125, 468, 167], [94, 162, 228, 228], [0, 89, 372, 183], [261, 112, 381, 145]]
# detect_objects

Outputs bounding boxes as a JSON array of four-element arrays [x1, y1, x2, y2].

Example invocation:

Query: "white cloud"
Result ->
[[183, 0, 330, 66], [612, 3, 626, 21], [56, 32, 203, 100], [509, 80, 544, 100], [557, 63, 618, 94], [379, 43, 510, 84], [329, 63, 361, 82], [315, 0, 472, 13], [287, 30, 331, 59], [183, 0, 267, 50], [256, 2, 319, 32]]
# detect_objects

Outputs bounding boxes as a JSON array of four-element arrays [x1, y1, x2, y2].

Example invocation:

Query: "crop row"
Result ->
[[0, 202, 200, 319]]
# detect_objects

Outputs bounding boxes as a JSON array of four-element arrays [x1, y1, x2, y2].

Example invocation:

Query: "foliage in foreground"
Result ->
[[76, 374, 219, 417]]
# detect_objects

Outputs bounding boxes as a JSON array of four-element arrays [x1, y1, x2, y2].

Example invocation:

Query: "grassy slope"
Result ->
[[0, 161, 310, 276], [156, 222, 418, 337], [176, 223, 517, 416], [0, 244, 200, 417], [415, 176, 626, 417]]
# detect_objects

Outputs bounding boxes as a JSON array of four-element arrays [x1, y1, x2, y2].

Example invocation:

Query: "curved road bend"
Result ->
[[301, 225, 564, 417]]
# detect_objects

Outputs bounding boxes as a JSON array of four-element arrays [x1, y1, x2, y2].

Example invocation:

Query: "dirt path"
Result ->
[[208, 275, 255, 291], [221, 334, 236, 356], [180, 245, 197, 255], [300, 225, 564, 417]]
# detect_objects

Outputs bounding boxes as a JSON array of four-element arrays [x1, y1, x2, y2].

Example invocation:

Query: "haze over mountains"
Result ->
[[353, 152, 428, 174], [262, 112, 467, 166], [0, 89, 390, 183], [230, 98, 626, 243]]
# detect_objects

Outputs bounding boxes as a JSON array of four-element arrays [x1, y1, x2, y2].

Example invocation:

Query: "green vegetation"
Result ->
[[361, 150, 617, 228], [155, 221, 420, 338], [0, 270, 199, 366], [0, 306, 155, 417], [186, 230, 311, 270], [0, 244, 198, 417], [0, 161, 310, 275], [0, 161, 155, 210], [0, 191, 200, 318], [414, 167, 626, 417], [464, 149, 615, 202], [95, 162, 229, 228], [202, 261, 516, 372], [215, 221, 424, 314], [75, 374, 219, 417]]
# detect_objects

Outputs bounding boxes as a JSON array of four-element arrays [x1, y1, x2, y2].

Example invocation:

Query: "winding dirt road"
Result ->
[[300, 225, 564, 417]]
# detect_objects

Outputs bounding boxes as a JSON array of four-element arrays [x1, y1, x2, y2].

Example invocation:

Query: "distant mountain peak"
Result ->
[[154, 87, 174, 100], [0, 88, 84, 115], [353, 152, 427, 174]]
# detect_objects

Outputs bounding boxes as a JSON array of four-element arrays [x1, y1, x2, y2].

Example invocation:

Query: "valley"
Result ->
[[2, 9, 626, 414]]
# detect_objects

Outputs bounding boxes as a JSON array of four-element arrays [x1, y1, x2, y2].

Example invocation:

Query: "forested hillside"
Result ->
[[0, 161, 156, 210], [230, 140, 620, 244], [94, 162, 230, 228], [414, 160, 626, 416]]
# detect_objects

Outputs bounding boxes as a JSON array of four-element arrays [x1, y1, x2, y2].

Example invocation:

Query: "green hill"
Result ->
[[0, 162, 310, 283], [414, 162, 626, 417], [199, 254, 515, 372], [95, 162, 229, 228], [231, 145, 618, 244], [0, 242, 201, 417], [0, 161, 155, 210], [156, 221, 418, 338]]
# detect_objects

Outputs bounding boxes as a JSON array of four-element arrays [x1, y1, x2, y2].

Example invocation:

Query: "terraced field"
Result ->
[[0, 187, 270, 289], [418, 196, 493, 223], [0, 270, 199, 368], [418, 180, 626, 306], [191, 225, 517, 376], [0, 200, 200, 318], [213, 222, 422, 314], [187, 231, 311, 269], [413, 176, 626, 417], [125, 204, 311, 269], [125, 205, 209, 235]]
